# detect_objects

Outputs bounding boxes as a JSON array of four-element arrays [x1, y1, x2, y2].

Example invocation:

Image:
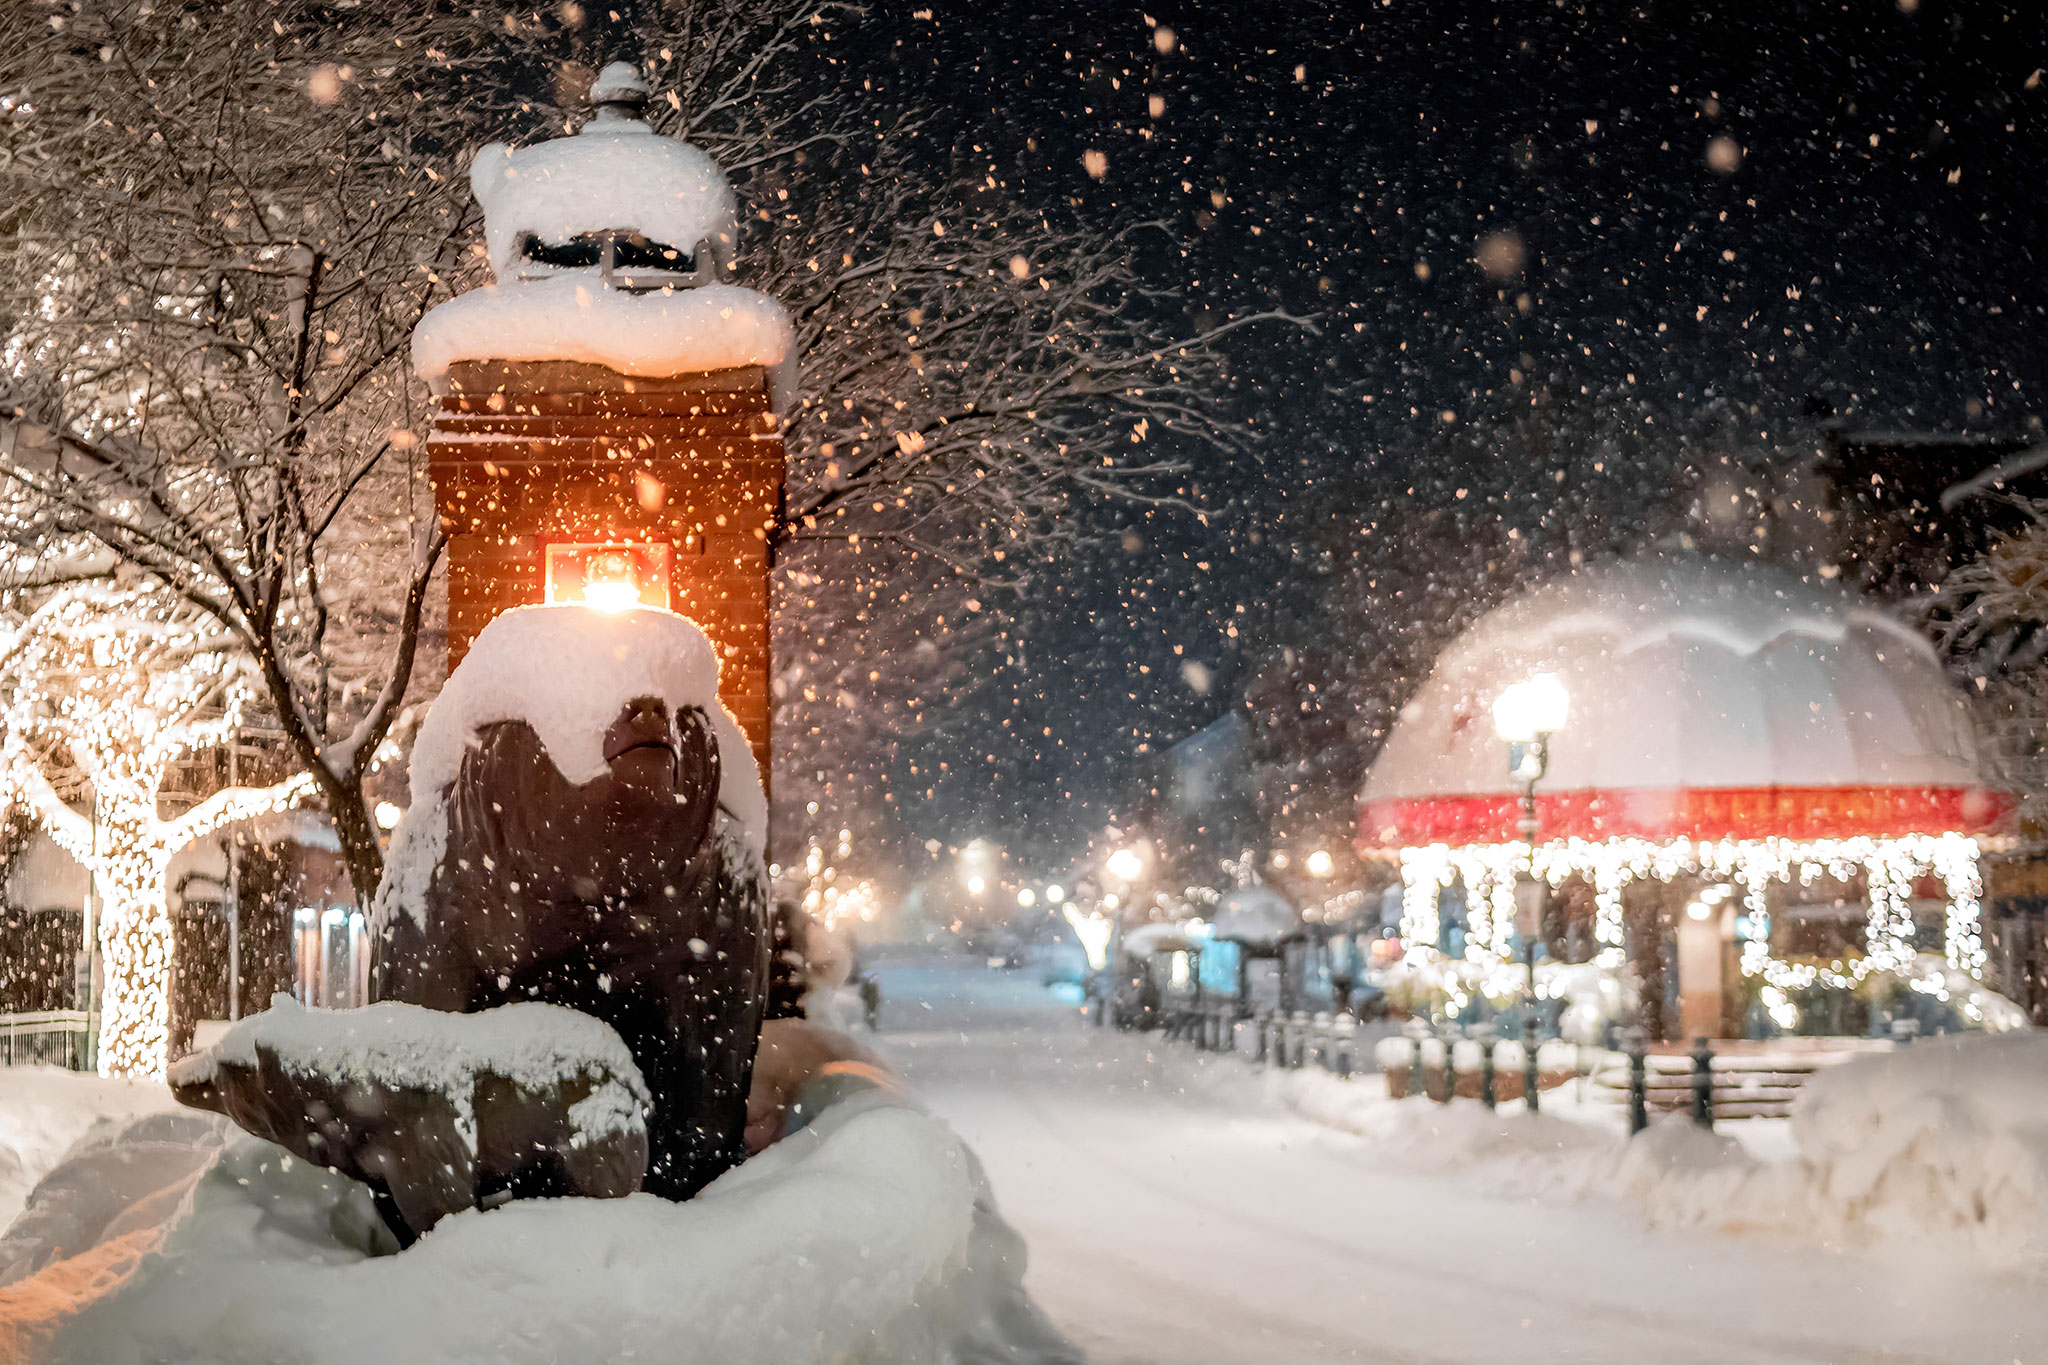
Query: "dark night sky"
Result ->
[[813, 1, 2048, 863]]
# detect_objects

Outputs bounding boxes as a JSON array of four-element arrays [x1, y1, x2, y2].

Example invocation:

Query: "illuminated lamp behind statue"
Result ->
[[411, 61, 789, 783]]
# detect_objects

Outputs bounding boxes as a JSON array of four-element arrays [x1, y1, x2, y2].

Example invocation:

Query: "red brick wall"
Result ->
[[427, 360, 783, 784]]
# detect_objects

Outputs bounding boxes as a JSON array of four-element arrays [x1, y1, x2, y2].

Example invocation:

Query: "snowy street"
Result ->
[[872, 957, 2044, 1365], [8, 4, 2048, 1362]]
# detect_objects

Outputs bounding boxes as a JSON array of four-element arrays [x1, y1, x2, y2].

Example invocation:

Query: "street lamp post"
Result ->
[[1492, 672, 1569, 1114]]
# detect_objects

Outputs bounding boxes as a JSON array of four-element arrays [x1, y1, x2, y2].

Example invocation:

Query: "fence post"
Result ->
[[1474, 1022, 1497, 1110], [1401, 1016, 1428, 1099], [1523, 1014, 1542, 1115], [1432, 1021, 1453, 1105], [1332, 1013, 1357, 1079], [1689, 1035, 1715, 1130], [1624, 1025, 1650, 1135]]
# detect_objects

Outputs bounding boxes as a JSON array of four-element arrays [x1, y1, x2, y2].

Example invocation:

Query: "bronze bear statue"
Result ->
[[177, 690, 769, 1245], [373, 693, 768, 1207]]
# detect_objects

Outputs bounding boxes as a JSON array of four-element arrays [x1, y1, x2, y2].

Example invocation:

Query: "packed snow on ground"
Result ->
[[0, 1084, 998, 1365], [411, 276, 795, 404], [875, 956, 2048, 1365], [0, 1069, 178, 1230], [168, 994, 651, 1150], [380, 605, 767, 934]]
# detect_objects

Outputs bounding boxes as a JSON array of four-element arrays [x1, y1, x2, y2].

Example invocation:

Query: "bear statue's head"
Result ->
[[456, 694, 724, 907]]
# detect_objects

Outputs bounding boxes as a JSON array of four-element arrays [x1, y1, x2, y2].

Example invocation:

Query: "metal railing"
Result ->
[[0, 1011, 97, 1070]]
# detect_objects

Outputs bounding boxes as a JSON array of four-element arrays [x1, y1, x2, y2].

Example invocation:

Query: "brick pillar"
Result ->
[[425, 359, 783, 785]]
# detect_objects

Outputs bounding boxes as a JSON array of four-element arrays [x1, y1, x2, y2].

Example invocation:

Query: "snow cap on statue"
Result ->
[[408, 605, 766, 853]]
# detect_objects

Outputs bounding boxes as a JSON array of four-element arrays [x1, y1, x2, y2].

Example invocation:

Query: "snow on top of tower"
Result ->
[[587, 60, 647, 110], [412, 68, 794, 401], [468, 112, 737, 281], [406, 604, 767, 854], [410, 276, 795, 406]]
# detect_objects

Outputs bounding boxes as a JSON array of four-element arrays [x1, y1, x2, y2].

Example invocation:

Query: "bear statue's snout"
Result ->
[[604, 696, 677, 765]]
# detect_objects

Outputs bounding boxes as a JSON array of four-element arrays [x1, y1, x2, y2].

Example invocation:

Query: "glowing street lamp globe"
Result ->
[[1490, 672, 1570, 744], [1105, 847, 1143, 882], [1305, 849, 1336, 878]]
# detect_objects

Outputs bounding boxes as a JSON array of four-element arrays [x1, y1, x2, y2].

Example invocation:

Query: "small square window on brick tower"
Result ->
[[411, 61, 792, 787]]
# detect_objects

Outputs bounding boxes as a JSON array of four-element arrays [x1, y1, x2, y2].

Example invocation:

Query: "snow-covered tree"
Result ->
[[0, 581, 310, 1078], [1926, 485, 2048, 828], [0, 1, 515, 902], [1, 1, 1295, 881]]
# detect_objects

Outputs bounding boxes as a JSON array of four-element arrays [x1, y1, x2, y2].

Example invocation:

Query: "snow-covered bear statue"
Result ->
[[177, 606, 771, 1243]]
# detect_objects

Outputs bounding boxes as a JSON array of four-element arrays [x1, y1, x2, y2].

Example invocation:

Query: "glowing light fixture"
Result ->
[[544, 541, 672, 613], [1017, 887, 1037, 907], [1491, 672, 1570, 744], [1306, 849, 1336, 878], [374, 800, 404, 830], [1063, 904, 1115, 971], [1046, 884, 1066, 903], [1106, 846, 1143, 882]]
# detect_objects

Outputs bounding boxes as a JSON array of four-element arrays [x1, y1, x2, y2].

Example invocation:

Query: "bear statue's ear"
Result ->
[[675, 705, 722, 845]]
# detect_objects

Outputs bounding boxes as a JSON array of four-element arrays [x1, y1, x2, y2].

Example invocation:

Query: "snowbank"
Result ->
[[1269, 1067, 1622, 1201], [0, 1069, 178, 1230], [470, 128, 738, 280], [1283, 1030, 2048, 1272], [1619, 1033, 2048, 1267], [3, 1088, 989, 1364], [411, 277, 795, 402]]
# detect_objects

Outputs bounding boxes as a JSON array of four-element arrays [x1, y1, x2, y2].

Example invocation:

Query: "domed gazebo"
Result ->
[[1358, 554, 2011, 1037]]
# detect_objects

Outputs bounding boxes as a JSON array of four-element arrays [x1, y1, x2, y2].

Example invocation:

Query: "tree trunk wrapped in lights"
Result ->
[[1, 585, 311, 1079]]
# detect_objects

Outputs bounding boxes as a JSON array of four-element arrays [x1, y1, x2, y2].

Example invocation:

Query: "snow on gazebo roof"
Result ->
[[1360, 553, 2005, 847]]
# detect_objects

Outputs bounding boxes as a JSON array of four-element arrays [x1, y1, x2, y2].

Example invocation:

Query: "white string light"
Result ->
[[1393, 831, 1986, 1000], [787, 829, 877, 934], [1, 587, 312, 1080]]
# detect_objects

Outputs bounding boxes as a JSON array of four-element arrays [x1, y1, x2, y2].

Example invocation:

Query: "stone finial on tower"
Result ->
[[589, 61, 650, 125]]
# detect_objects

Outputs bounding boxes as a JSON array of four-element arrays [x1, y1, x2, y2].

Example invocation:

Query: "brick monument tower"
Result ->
[[411, 64, 791, 782]]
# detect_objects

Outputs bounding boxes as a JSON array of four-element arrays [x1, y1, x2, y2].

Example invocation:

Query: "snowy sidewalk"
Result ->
[[873, 959, 2048, 1365]]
